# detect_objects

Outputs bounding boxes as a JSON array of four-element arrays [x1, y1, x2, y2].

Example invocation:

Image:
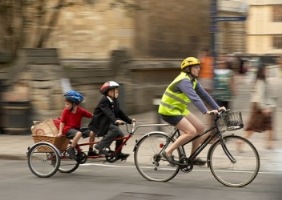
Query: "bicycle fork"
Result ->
[[219, 139, 236, 163]]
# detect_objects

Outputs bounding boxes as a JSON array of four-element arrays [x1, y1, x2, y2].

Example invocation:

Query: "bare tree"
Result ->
[[0, 0, 140, 61]]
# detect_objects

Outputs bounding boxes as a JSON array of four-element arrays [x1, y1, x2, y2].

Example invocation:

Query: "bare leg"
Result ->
[[237, 130, 253, 151], [89, 131, 95, 149], [266, 129, 273, 149], [244, 130, 254, 140], [71, 131, 82, 148], [165, 118, 196, 156], [184, 113, 205, 155], [165, 113, 205, 157]]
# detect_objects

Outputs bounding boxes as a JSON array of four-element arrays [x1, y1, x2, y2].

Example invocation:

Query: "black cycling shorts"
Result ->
[[160, 114, 183, 126]]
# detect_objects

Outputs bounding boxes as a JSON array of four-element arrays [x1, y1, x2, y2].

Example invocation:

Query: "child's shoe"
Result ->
[[67, 147, 77, 160], [116, 152, 130, 161], [87, 150, 98, 156]]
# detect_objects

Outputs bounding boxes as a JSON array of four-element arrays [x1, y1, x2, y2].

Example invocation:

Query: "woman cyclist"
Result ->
[[158, 57, 225, 165]]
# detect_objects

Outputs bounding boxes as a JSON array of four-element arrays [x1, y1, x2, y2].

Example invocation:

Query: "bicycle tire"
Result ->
[[208, 135, 260, 187], [58, 149, 80, 173], [134, 132, 180, 182], [27, 142, 61, 178]]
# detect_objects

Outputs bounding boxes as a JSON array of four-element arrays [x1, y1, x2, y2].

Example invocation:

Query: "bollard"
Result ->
[[153, 95, 162, 131]]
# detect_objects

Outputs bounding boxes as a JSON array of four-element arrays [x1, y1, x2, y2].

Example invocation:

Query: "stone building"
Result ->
[[246, 0, 282, 54], [47, 0, 212, 59]]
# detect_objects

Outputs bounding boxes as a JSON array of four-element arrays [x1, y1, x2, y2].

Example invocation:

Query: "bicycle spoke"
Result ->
[[134, 132, 180, 182], [209, 135, 260, 187], [27, 142, 60, 178]]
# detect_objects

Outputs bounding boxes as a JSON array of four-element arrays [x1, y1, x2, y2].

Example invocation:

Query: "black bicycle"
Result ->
[[133, 110, 260, 187]]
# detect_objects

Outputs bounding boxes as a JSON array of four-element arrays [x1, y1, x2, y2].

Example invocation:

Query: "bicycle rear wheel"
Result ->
[[27, 142, 60, 178], [134, 132, 180, 182], [208, 135, 260, 187]]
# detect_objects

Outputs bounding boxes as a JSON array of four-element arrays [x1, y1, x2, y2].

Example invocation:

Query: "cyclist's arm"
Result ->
[[177, 79, 208, 114], [195, 82, 219, 110], [115, 100, 132, 123]]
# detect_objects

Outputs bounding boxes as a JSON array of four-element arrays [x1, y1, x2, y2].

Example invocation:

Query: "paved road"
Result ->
[[1, 160, 282, 200]]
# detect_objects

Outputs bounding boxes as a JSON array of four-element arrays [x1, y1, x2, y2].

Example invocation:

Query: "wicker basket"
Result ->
[[217, 112, 244, 132], [32, 136, 70, 152]]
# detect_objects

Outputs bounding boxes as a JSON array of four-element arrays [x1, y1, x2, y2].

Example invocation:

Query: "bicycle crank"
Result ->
[[179, 157, 193, 173]]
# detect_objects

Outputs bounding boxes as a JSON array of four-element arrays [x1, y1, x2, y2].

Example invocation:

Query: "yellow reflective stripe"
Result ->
[[160, 101, 174, 110], [164, 91, 188, 105]]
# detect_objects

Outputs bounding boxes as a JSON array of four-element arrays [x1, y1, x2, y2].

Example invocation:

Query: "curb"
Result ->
[[0, 154, 27, 160]]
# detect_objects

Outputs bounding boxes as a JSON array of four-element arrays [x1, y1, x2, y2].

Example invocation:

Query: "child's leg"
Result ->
[[95, 124, 119, 151], [66, 129, 82, 160], [71, 131, 82, 147], [89, 131, 95, 149], [114, 128, 124, 153]]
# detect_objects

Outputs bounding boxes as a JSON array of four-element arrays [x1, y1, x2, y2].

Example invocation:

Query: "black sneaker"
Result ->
[[192, 158, 206, 166], [88, 150, 98, 156], [116, 152, 130, 161], [98, 149, 110, 156], [67, 147, 77, 160], [162, 151, 180, 165]]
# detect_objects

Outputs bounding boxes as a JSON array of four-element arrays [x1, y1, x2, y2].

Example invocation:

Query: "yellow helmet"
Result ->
[[180, 57, 200, 70]]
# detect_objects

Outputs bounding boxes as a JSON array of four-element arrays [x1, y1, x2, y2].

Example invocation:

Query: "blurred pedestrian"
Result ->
[[198, 49, 214, 94], [213, 58, 236, 109], [240, 64, 275, 150], [198, 49, 214, 128]]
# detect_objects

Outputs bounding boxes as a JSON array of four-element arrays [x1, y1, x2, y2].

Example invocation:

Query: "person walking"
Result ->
[[213, 58, 236, 109], [198, 49, 214, 94], [241, 64, 275, 150]]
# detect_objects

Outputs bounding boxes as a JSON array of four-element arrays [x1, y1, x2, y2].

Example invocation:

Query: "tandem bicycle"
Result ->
[[27, 122, 167, 178], [27, 122, 138, 178]]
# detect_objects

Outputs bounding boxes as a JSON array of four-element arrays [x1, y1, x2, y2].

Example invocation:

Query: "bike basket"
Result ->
[[32, 136, 69, 152], [217, 112, 244, 132]]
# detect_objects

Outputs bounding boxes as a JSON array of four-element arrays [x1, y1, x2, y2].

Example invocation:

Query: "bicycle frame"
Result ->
[[163, 115, 236, 166], [67, 123, 137, 162], [75, 133, 133, 158]]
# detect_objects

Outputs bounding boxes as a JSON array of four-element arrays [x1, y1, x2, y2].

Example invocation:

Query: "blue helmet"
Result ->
[[64, 90, 84, 104]]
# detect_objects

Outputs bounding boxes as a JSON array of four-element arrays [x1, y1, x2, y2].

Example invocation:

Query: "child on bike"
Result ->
[[158, 57, 225, 165], [58, 90, 96, 160], [88, 81, 136, 160]]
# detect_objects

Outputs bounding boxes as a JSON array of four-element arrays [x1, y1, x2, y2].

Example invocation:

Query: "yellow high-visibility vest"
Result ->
[[158, 72, 197, 116]]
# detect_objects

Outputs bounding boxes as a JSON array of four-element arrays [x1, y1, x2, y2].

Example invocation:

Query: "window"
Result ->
[[272, 6, 282, 22], [273, 36, 282, 49]]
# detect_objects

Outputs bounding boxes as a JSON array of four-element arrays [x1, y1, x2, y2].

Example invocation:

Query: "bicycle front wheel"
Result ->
[[208, 135, 260, 187], [134, 132, 180, 182], [27, 142, 60, 178]]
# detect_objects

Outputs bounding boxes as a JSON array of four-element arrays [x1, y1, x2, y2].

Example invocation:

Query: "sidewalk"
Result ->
[[0, 76, 282, 173]]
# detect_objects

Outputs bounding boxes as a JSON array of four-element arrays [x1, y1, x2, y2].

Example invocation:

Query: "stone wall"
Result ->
[[45, 0, 211, 59], [48, 1, 135, 59]]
